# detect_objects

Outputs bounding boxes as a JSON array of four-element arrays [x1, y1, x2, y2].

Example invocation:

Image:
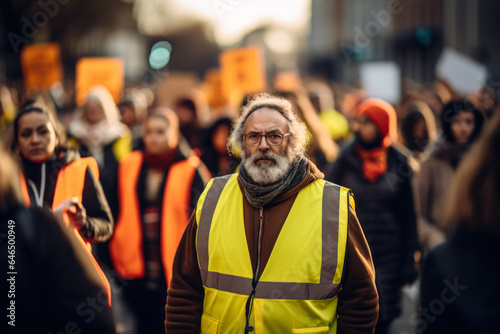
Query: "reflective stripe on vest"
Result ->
[[195, 174, 350, 333], [20, 157, 111, 305], [110, 151, 200, 286]]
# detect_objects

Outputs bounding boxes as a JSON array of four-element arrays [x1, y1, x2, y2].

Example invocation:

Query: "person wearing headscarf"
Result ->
[[401, 100, 438, 164], [326, 98, 419, 333], [68, 86, 131, 221]]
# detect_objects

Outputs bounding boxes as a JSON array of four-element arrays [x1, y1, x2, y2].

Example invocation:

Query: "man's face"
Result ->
[[241, 108, 292, 184]]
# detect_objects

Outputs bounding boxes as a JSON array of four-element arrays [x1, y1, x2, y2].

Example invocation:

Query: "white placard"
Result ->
[[436, 48, 487, 96], [360, 62, 401, 104]]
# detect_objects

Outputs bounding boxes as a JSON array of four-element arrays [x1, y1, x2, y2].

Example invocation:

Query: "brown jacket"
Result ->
[[416, 145, 460, 252], [165, 162, 379, 333]]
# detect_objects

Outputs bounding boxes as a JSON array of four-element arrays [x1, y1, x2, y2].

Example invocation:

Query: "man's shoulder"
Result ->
[[309, 178, 350, 191], [298, 178, 352, 198], [213, 173, 237, 180], [203, 173, 239, 193]]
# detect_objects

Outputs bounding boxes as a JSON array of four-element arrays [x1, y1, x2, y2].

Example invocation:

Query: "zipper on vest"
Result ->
[[245, 206, 263, 334], [255, 207, 264, 279]]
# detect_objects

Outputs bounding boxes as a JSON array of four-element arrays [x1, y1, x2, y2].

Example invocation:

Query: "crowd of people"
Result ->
[[1, 71, 499, 333]]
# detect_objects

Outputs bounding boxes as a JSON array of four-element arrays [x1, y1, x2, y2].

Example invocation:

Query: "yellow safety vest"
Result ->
[[195, 174, 351, 334]]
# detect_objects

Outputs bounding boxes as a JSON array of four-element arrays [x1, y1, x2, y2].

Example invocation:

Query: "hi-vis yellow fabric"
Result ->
[[195, 173, 351, 333]]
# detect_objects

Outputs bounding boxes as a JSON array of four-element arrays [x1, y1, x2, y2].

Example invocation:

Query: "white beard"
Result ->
[[241, 150, 292, 185]]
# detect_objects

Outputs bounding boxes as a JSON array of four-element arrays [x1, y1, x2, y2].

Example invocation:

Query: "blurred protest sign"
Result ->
[[76, 58, 124, 105], [273, 71, 302, 92], [220, 47, 266, 106], [21, 42, 63, 94], [155, 71, 200, 107], [203, 68, 227, 110], [360, 61, 401, 104], [436, 48, 487, 96]]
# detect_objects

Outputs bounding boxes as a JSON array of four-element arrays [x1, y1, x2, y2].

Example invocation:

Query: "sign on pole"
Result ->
[[220, 47, 266, 106], [75, 57, 124, 105], [360, 61, 401, 105], [436, 48, 487, 96], [21, 42, 63, 94]]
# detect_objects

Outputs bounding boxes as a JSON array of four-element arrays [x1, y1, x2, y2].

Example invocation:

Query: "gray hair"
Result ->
[[228, 93, 308, 158]]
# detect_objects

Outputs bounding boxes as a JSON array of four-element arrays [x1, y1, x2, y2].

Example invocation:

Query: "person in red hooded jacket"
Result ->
[[326, 98, 419, 333]]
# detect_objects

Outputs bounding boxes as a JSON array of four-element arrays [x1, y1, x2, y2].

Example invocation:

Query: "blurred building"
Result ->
[[307, 0, 500, 86], [0, 0, 220, 85], [1, 0, 499, 96]]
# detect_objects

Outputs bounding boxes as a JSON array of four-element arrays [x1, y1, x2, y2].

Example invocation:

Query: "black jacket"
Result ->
[[0, 205, 116, 334], [326, 141, 419, 321], [21, 148, 113, 243], [420, 227, 500, 333]]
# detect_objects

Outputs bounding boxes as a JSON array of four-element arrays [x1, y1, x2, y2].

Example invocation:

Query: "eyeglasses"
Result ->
[[243, 133, 290, 146]]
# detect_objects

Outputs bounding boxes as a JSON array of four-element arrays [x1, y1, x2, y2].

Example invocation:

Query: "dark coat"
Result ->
[[420, 227, 500, 333], [0, 206, 116, 334], [326, 141, 419, 321]]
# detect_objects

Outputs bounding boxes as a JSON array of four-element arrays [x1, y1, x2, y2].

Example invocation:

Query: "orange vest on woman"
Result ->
[[20, 157, 111, 305], [110, 151, 201, 287]]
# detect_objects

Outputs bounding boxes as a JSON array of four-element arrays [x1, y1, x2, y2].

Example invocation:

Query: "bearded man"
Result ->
[[165, 93, 379, 333]]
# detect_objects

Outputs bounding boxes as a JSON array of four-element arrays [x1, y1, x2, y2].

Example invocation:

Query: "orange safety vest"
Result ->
[[20, 157, 111, 305], [110, 151, 201, 287]]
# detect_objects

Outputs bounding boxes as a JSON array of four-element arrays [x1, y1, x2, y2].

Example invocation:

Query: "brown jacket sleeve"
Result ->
[[337, 206, 379, 333], [165, 211, 204, 333]]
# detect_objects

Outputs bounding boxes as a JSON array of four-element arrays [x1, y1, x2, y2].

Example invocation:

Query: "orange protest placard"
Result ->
[[203, 68, 227, 110], [75, 58, 124, 105], [220, 47, 266, 106], [21, 42, 63, 94]]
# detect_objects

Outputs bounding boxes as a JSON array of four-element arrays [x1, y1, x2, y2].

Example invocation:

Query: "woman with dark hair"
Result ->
[[68, 86, 131, 221], [200, 117, 240, 177], [326, 98, 419, 334], [417, 100, 484, 253], [0, 141, 116, 334], [419, 109, 500, 333], [10, 102, 113, 301]]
